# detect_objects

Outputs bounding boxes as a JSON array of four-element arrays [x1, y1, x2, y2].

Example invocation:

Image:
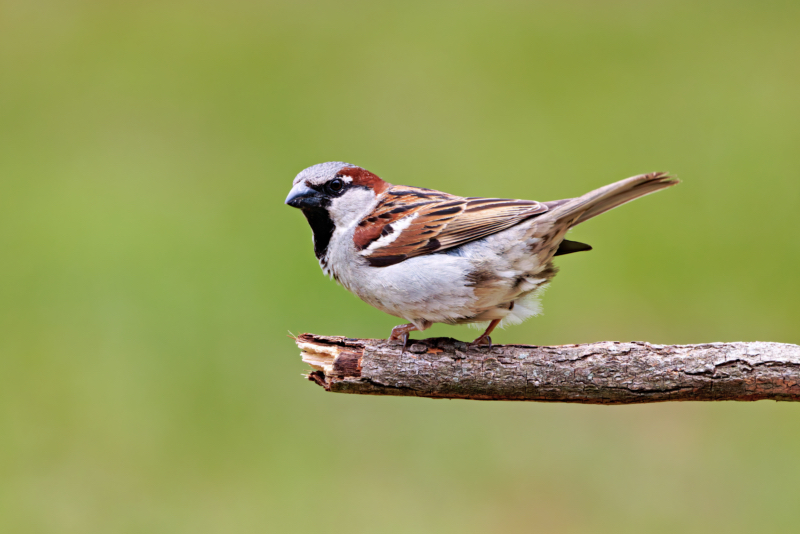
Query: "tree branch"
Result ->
[[295, 334, 800, 404]]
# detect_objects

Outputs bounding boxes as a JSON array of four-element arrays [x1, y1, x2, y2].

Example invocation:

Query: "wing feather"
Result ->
[[354, 185, 548, 267]]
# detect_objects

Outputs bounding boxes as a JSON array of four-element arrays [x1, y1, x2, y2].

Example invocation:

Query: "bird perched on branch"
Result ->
[[285, 162, 677, 348]]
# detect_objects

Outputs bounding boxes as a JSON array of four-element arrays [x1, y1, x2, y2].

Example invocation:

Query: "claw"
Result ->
[[470, 319, 500, 349], [469, 335, 492, 348], [389, 323, 418, 355]]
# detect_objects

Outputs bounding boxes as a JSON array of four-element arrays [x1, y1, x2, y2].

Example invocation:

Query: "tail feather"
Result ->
[[545, 172, 678, 228], [554, 239, 593, 256]]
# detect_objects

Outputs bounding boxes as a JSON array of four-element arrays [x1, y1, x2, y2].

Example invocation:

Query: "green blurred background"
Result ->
[[2, 0, 799, 532]]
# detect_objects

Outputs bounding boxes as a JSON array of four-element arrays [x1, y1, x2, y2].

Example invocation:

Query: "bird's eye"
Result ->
[[328, 178, 344, 193]]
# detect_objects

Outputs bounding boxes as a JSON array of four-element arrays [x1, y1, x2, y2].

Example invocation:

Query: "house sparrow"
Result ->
[[285, 162, 677, 347]]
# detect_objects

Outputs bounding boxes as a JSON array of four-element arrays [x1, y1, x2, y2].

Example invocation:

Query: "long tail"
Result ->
[[544, 172, 679, 228], [532, 172, 678, 259]]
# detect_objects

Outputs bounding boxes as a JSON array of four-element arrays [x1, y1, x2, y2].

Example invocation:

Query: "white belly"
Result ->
[[328, 223, 554, 329]]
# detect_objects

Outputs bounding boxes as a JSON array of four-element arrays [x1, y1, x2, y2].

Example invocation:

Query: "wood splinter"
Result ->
[[295, 333, 800, 404]]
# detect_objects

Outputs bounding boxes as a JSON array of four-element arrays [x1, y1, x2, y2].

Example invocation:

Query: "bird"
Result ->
[[285, 162, 677, 348]]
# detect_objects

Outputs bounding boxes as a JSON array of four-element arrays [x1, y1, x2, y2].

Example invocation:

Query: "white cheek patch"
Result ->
[[329, 189, 378, 228], [362, 213, 419, 253]]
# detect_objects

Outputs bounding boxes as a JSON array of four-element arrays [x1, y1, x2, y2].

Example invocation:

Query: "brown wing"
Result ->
[[353, 186, 548, 267]]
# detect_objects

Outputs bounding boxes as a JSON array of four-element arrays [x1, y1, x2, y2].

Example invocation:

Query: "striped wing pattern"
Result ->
[[353, 186, 548, 267]]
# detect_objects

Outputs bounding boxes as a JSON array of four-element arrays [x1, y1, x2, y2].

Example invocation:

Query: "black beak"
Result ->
[[285, 182, 325, 209]]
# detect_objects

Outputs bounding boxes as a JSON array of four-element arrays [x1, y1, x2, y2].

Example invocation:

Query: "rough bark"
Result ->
[[295, 334, 800, 404]]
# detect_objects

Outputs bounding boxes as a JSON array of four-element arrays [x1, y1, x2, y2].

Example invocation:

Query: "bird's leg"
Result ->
[[470, 319, 501, 348], [389, 323, 418, 354]]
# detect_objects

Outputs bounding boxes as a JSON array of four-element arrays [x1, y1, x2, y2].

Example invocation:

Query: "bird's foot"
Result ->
[[469, 334, 493, 349], [389, 323, 418, 354], [469, 319, 500, 349]]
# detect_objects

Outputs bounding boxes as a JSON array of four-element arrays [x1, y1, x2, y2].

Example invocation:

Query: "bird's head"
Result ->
[[285, 162, 391, 259]]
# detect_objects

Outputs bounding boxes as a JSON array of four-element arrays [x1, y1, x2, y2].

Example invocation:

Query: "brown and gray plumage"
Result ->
[[285, 163, 678, 345]]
